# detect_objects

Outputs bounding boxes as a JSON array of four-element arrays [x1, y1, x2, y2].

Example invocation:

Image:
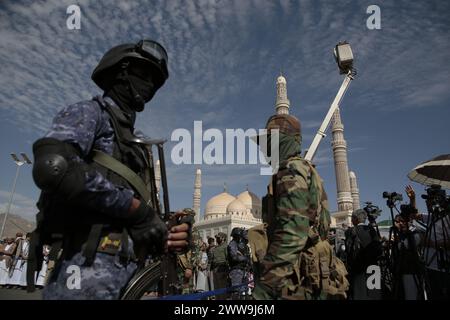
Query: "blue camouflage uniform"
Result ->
[[42, 96, 138, 300], [227, 239, 250, 296]]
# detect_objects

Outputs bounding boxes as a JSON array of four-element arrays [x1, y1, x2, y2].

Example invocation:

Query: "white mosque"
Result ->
[[193, 183, 263, 242], [182, 73, 361, 241]]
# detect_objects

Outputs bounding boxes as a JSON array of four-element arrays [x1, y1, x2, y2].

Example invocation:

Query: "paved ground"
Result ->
[[0, 287, 42, 300]]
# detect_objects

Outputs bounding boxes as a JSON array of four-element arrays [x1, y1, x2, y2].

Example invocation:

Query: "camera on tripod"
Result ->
[[363, 201, 382, 222], [382, 191, 403, 202], [421, 184, 449, 212], [383, 191, 403, 208]]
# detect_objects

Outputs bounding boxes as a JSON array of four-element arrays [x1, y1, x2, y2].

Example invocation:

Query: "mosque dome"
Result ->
[[237, 189, 262, 218], [237, 190, 261, 209], [226, 198, 247, 214], [204, 191, 235, 218]]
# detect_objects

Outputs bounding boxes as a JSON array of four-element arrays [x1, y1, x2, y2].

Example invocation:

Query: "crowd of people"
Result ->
[[0, 233, 49, 289], [3, 182, 448, 301], [176, 227, 252, 299], [337, 185, 450, 300], [175, 182, 450, 301]]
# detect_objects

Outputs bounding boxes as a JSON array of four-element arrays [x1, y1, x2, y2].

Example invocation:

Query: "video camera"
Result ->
[[382, 190, 418, 221], [421, 184, 450, 216], [382, 191, 403, 202], [382, 191, 403, 208], [363, 202, 382, 222]]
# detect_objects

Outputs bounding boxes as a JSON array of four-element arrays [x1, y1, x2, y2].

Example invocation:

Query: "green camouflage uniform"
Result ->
[[176, 208, 200, 294], [252, 114, 331, 300], [177, 251, 193, 293], [210, 233, 229, 299]]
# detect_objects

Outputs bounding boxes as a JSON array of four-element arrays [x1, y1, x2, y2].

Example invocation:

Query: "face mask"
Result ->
[[127, 61, 164, 112], [127, 74, 158, 111]]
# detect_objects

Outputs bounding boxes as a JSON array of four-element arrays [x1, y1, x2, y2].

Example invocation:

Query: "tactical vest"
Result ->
[[27, 96, 159, 291], [211, 243, 228, 269]]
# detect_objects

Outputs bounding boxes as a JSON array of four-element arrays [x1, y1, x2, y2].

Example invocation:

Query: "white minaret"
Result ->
[[155, 160, 161, 195], [275, 74, 290, 115], [331, 108, 354, 212], [349, 171, 360, 210], [193, 168, 202, 223]]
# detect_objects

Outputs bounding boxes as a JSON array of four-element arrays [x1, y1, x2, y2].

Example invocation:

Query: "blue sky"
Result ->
[[0, 0, 449, 222]]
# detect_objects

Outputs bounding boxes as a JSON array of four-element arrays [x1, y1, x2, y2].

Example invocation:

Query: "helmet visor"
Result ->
[[136, 40, 168, 72]]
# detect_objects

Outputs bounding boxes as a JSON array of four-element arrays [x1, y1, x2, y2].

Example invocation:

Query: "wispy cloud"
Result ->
[[0, 0, 448, 215], [0, 190, 37, 221]]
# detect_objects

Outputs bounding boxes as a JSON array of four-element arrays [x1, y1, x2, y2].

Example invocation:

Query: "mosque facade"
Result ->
[[193, 181, 263, 242]]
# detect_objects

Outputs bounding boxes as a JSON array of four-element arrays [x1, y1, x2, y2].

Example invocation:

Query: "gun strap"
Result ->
[[92, 150, 151, 204], [82, 224, 103, 266]]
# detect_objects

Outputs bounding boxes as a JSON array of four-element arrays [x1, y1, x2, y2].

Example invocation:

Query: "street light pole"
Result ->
[[0, 153, 32, 239]]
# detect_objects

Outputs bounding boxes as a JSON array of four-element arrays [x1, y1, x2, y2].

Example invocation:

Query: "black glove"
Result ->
[[126, 201, 168, 255]]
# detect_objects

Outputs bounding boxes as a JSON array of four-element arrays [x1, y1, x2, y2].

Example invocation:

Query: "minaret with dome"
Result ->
[[276, 73, 290, 115]]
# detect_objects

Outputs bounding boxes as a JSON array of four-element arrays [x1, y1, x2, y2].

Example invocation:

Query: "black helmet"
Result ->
[[92, 39, 169, 91], [231, 227, 243, 239]]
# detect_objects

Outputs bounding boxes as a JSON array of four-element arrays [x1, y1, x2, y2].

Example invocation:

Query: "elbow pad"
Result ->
[[32, 138, 86, 199]]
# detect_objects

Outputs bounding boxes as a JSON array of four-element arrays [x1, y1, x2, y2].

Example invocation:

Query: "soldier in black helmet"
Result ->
[[28, 39, 191, 299], [227, 228, 250, 299]]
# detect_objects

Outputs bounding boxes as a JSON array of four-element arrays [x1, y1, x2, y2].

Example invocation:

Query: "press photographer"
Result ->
[[412, 185, 450, 300], [383, 188, 427, 300], [344, 203, 382, 300]]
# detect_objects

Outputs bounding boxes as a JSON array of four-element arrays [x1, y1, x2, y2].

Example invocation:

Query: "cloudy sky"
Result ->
[[0, 0, 449, 222]]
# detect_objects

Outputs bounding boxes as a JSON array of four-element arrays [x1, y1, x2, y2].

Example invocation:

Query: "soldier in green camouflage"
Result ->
[[176, 208, 198, 294], [210, 232, 229, 299], [252, 114, 332, 300]]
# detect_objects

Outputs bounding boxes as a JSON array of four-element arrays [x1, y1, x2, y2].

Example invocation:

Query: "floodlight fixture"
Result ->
[[20, 153, 32, 164], [10, 152, 32, 166], [334, 41, 354, 74], [10, 153, 22, 165]]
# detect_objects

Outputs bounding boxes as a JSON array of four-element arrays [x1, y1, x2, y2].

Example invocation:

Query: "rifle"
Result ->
[[8, 239, 22, 277], [121, 139, 184, 299]]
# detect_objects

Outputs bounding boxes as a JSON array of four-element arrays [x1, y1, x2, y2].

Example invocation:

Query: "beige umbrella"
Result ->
[[408, 154, 450, 189]]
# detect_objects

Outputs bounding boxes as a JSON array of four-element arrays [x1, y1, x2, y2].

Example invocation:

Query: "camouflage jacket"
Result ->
[[177, 251, 193, 271], [269, 156, 331, 239]]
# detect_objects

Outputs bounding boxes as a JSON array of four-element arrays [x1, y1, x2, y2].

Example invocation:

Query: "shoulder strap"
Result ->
[[92, 150, 151, 204]]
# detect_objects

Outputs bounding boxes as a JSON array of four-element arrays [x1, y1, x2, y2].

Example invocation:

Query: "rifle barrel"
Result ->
[[157, 143, 170, 215]]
